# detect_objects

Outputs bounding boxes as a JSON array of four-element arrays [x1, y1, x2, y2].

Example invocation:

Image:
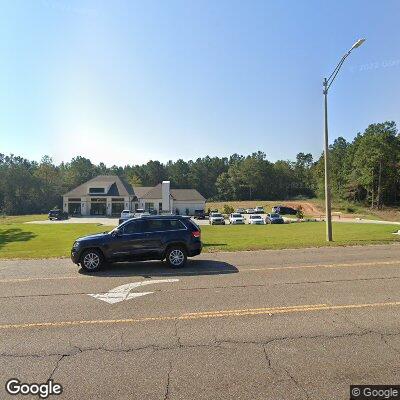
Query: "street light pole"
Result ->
[[323, 78, 332, 241], [322, 38, 365, 242]]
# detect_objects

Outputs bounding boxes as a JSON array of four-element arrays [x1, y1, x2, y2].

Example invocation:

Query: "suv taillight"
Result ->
[[191, 230, 201, 238]]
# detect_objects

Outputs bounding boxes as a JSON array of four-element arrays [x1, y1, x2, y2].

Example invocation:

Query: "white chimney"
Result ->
[[162, 181, 170, 212]]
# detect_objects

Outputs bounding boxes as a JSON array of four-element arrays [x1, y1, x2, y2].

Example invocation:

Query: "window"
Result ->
[[144, 202, 154, 211], [146, 219, 185, 232], [123, 220, 148, 234], [89, 187, 105, 194]]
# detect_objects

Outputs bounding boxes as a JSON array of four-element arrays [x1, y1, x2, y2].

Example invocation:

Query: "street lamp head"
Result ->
[[351, 38, 366, 50]]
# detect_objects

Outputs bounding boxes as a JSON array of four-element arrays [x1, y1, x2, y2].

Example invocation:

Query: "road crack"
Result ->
[[164, 361, 173, 400], [283, 367, 310, 400]]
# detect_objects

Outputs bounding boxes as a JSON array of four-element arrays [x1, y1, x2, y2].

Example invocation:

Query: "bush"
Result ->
[[296, 206, 304, 219], [346, 206, 356, 213], [223, 204, 234, 215]]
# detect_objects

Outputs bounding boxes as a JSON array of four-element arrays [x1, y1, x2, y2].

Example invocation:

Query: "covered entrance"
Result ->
[[68, 201, 81, 216], [111, 198, 125, 216], [90, 198, 107, 215]]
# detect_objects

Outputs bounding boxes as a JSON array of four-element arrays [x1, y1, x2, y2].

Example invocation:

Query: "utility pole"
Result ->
[[322, 38, 365, 241]]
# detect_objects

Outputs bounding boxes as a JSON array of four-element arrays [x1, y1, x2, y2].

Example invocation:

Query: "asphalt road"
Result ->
[[1, 244, 400, 399]]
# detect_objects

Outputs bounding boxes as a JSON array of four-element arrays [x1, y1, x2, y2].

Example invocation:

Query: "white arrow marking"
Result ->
[[88, 279, 179, 304]]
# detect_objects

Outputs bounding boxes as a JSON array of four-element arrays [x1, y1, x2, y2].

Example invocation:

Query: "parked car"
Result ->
[[209, 212, 225, 225], [272, 205, 297, 215], [119, 209, 135, 224], [48, 209, 68, 220], [254, 206, 264, 214], [71, 215, 202, 272], [236, 208, 246, 214], [248, 214, 265, 225], [120, 209, 134, 219], [265, 213, 284, 224], [229, 213, 245, 224], [194, 209, 206, 220], [119, 208, 150, 224], [245, 208, 255, 214], [135, 208, 149, 218]]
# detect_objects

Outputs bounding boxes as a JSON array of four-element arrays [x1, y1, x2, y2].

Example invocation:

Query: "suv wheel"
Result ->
[[166, 246, 187, 268], [81, 249, 103, 272]]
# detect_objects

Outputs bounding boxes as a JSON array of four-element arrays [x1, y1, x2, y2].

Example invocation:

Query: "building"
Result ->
[[62, 175, 206, 217]]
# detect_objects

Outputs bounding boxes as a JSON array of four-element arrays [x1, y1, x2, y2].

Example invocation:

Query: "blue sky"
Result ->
[[1, 0, 399, 165]]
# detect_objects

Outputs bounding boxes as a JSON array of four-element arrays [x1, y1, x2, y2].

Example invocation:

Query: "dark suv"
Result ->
[[48, 209, 69, 220], [71, 215, 202, 272]]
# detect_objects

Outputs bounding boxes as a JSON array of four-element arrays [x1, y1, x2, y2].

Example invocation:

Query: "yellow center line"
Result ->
[[244, 260, 400, 272], [183, 303, 328, 316], [1, 300, 400, 330], [0, 260, 398, 283]]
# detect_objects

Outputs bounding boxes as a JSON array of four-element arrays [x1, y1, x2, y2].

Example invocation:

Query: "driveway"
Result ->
[[26, 215, 400, 227], [27, 217, 119, 226], [1, 244, 400, 399]]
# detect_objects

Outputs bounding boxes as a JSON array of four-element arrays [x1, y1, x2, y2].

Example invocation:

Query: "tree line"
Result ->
[[0, 121, 398, 215]]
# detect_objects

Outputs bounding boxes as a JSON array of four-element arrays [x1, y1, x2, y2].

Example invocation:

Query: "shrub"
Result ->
[[223, 204, 234, 215], [296, 206, 304, 219]]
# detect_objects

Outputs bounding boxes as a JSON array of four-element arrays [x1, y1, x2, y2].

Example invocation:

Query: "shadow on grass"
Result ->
[[0, 228, 37, 249], [79, 259, 238, 278]]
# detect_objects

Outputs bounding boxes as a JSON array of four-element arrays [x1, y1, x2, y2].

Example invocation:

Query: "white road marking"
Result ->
[[88, 279, 180, 304]]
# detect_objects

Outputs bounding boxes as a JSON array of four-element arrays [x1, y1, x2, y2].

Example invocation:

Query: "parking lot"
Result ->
[[1, 244, 400, 399]]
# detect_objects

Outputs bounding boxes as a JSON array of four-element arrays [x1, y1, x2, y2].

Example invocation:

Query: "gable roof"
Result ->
[[141, 184, 205, 202], [140, 183, 162, 199], [171, 189, 206, 202], [132, 186, 154, 198], [64, 176, 206, 202], [63, 175, 134, 197]]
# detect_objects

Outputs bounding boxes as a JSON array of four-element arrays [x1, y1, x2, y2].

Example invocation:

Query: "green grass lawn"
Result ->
[[0, 214, 49, 224], [0, 223, 112, 259], [0, 220, 399, 259], [202, 223, 400, 252]]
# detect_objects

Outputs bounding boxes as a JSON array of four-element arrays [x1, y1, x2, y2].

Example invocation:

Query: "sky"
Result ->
[[1, 0, 399, 166]]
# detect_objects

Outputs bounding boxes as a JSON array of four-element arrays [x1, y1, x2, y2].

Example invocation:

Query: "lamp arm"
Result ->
[[326, 49, 352, 92]]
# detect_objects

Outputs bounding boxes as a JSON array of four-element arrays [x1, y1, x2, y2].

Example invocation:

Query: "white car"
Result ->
[[254, 206, 264, 214], [248, 214, 265, 225], [229, 213, 245, 224], [120, 209, 135, 219], [134, 208, 149, 218], [246, 208, 255, 214], [209, 212, 226, 225]]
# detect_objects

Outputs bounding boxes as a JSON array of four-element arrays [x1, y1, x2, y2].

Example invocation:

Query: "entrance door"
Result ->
[[111, 202, 124, 216], [90, 202, 106, 215], [68, 203, 81, 216]]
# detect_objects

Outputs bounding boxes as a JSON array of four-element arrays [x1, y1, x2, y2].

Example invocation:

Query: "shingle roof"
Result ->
[[64, 176, 205, 202], [132, 186, 153, 198], [140, 183, 162, 199], [171, 189, 206, 202], [141, 184, 205, 201], [63, 175, 134, 197]]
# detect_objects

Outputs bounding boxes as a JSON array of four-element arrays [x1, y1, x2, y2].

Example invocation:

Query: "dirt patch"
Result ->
[[278, 201, 323, 216]]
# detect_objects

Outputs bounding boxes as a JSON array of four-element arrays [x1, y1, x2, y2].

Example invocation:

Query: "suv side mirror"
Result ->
[[112, 229, 122, 237]]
